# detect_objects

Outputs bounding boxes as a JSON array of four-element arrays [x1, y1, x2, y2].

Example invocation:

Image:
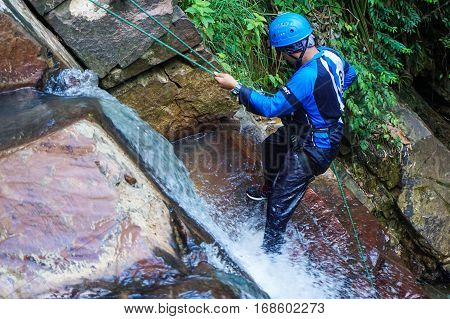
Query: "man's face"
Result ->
[[281, 52, 298, 66]]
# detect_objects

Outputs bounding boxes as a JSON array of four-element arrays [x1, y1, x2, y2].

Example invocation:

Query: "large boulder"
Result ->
[[100, 6, 203, 89], [26, 0, 236, 139], [0, 10, 47, 91], [40, 0, 201, 82], [336, 88, 450, 279], [395, 104, 450, 271], [110, 57, 236, 140], [0, 0, 80, 92], [0, 88, 267, 299], [0, 120, 178, 297]]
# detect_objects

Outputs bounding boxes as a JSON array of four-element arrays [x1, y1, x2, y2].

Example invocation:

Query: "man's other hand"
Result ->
[[214, 72, 238, 90]]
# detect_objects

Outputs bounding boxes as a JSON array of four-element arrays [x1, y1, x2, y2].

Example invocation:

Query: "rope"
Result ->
[[126, 0, 222, 74], [87, 0, 216, 76], [331, 162, 379, 298], [88, 1, 275, 96]]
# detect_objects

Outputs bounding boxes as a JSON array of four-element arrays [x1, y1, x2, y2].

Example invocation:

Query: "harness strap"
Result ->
[[280, 85, 339, 146]]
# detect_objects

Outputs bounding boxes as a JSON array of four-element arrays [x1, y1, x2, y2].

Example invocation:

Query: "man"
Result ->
[[214, 13, 357, 254]]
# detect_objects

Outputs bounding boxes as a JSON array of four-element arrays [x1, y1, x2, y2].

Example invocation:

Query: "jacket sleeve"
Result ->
[[238, 86, 295, 117], [238, 69, 314, 117], [343, 62, 357, 91]]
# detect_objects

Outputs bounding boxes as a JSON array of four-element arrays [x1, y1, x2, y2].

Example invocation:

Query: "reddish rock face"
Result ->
[[174, 129, 426, 298], [293, 180, 424, 299], [0, 13, 47, 92], [0, 120, 177, 298]]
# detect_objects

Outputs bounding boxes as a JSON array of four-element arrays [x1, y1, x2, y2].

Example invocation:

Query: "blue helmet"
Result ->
[[269, 13, 313, 48]]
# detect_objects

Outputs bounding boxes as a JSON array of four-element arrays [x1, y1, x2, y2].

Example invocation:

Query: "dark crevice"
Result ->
[[400, 82, 450, 149], [163, 67, 182, 89], [412, 76, 450, 122]]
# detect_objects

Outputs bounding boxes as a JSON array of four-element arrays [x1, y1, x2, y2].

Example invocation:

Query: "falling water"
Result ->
[[172, 131, 349, 299]]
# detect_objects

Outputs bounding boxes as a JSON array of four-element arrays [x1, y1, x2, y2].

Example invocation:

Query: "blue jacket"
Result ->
[[239, 46, 357, 148]]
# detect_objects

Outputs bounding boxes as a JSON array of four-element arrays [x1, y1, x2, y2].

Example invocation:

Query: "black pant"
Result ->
[[262, 124, 343, 253]]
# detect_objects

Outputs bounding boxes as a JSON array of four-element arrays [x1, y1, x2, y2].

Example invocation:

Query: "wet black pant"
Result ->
[[261, 124, 343, 253]]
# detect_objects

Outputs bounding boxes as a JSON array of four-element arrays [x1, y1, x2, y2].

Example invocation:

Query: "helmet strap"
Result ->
[[299, 47, 307, 60], [292, 47, 307, 67], [296, 35, 311, 66]]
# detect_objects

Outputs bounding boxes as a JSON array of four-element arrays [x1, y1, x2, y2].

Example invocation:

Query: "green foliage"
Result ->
[[184, 0, 216, 39], [180, 0, 448, 152], [182, 0, 282, 90]]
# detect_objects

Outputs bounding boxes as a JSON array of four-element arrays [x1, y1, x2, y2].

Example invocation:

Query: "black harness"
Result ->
[[279, 85, 338, 148]]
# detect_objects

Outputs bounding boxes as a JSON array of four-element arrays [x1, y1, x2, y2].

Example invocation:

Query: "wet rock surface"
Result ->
[[174, 128, 426, 298], [0, 10, 47, 91], [0, 120, 177, 297], [308, 173, 424, 298], [0, 86, 205, 240], [0, 0, 80, 92], [0, 88, 95, 151]]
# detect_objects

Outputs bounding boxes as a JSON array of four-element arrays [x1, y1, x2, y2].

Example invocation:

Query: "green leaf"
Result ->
[[360, 140, 369, 151]]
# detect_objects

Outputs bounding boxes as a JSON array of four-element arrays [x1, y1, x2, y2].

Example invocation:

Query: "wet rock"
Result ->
[[233, 107, 268, 144], [0, 120, 179, 298], [111, 57, 236, 140], [0, 89, 96, 151], [174, 128, 426, 298], [395, 105, 450, 264], [309, 173, 424, 298], [0, 9, 47, 91], [0, 85, 212, 253], [114, 275, 241, 299], [48, 270, 259, 299], [39, 256, 254, 299], [26, 0, 66, 15], [5, 1, 80, 69], [0, 89, 267, 299], [0, 0, 80, 92]]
